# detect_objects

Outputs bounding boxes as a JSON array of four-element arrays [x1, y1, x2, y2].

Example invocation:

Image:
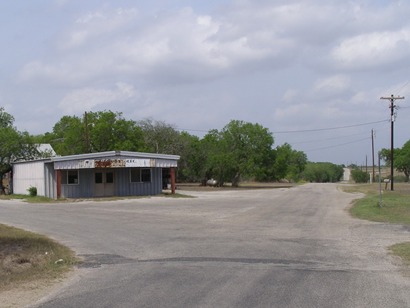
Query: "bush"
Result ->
[[27, 186, 37, 197], [302, 162, 344, 183], [351, 169, 369, 183], [394, 175, 409, 183]]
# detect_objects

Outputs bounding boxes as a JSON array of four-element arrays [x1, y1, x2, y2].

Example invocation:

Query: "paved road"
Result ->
[[1, 184, 409, 307]]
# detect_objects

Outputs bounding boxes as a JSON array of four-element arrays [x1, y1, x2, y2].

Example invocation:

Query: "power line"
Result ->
[[304, 137, 370, 152], [177, 119, 389, 135], [290, 132, 369, 145], [271, 119, 388, 134], [394, 80, 410, 95]]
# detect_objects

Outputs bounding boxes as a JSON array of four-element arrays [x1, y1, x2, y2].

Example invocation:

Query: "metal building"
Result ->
[[12, 151, 179, 199]]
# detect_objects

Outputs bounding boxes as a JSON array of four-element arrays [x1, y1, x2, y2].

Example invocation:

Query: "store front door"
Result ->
[[94, 170, 115, 197]]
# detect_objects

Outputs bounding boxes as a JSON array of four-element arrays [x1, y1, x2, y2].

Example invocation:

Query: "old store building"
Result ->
[[12, 151, 179, 199]]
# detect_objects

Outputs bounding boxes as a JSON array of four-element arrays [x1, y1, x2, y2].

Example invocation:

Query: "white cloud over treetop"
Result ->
[[59, 82, 137, 114]]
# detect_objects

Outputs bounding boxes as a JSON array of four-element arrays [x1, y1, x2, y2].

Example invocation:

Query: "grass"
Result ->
[[389, 242, 410, 265], [0, 192, 194, 203], [345, 183, 410, 225], [0, 224, 77, 291], [343, 183, 410, 266], [0, 194, 56, 203], [162, 192, 194, 198]]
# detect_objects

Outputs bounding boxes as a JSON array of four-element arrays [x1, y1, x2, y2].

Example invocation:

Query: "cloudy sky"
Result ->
[[1, 0, 410, 165]]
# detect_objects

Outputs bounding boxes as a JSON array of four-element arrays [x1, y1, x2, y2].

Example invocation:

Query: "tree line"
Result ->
[[36, 110, 309, 186], [1, 108, 353, 192], [380, 141, 410, 182]]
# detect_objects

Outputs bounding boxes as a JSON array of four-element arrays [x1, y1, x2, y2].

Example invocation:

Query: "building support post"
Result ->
[[56, 170, 62, 199], [170, 167, 176, 194]]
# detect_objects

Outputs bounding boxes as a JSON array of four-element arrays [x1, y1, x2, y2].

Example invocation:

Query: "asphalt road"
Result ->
[[1, 183, 410, 307]]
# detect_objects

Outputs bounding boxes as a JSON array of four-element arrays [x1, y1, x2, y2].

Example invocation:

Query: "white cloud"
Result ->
[[59, 82, 137, 114], [7, 0, 410, 164], [314, 75, 351, 95], [18, 5, 299, 86], [54, 0, 69, 7], [332, 28, 410, 69], [282, 89, 299, 102], [62, 7, 139, 49]]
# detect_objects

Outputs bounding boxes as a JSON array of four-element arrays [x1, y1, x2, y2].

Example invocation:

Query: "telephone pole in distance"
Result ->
[[380, 94, 404, 191], [371, 129, 375, 183]]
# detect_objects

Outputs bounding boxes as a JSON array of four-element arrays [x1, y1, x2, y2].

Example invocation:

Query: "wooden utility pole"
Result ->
[[84, 112, 91, 153], [371, 129, 375, 183], [380, 94, 405, 191]]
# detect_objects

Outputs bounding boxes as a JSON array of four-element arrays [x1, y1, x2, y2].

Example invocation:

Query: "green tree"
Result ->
[[379, 148, 392, 166], [43, 115, 84, 155], [380, 141, 410, 182], [271, 143, 307, 182], [204, 120, 275, 187], [138, 118, 181, 154], [394, 140, 410, 182], [0, 108, 14, 127], [176, 132, 207, 182], [201, 129, 233, 186], [0, 108, 37, 193], [41, 111, 144, 155], [288, 150, 308, 181], [87, 111, 144, 152]]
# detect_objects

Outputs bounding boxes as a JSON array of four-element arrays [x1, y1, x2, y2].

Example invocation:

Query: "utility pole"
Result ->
[[84, 112, 91, 153], [380, 94, 405, 191], [371, 129, 375, 183], [378, 151, 382, 207]]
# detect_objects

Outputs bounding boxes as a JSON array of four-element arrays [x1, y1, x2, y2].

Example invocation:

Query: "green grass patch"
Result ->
[[162, 192, 194, 198], [0, 224, 77, 291], [0, 194, 56, 203], [343, 183, 410, 268], [389, 242, 410, 265], [349, 192, 410, 224], [0, 194, 27, 200]]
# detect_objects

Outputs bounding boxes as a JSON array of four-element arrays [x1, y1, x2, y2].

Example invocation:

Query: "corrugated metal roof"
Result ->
[[51, 151, 180, 162], [36, 144, 57, 157]]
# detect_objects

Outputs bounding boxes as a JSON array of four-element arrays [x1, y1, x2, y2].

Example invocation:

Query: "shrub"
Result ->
[[27, 186, 37, 197], [302, 162, 344, 183], [351, 169, 369, 183], [394, 175, 408, 183]]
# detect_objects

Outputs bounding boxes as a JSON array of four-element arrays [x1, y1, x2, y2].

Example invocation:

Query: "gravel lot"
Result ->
[[1, 183, 409, 307]]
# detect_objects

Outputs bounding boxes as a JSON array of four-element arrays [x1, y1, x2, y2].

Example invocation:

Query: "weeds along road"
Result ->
[[1, 183, 410, 308]]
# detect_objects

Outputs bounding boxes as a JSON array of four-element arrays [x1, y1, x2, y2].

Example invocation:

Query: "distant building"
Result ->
[[12, 151, 179, 198], [35, 144, 57, 157]]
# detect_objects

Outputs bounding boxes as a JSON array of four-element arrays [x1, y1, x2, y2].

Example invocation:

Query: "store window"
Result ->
[[130, 169, 141, 183], [141, 169, 151, 182], [130, 168, 151, 183], [61, 170, 79, 185]]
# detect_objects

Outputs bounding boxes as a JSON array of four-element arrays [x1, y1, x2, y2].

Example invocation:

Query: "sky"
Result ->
[[1, 0, 410, 165]]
